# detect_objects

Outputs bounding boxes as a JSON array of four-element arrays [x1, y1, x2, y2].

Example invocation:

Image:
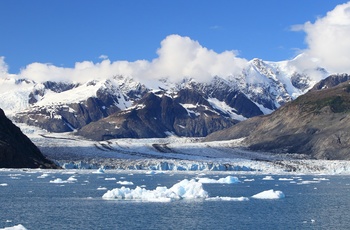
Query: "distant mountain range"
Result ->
[[206, 74, 350, 160], [1, 56, 327, 140]]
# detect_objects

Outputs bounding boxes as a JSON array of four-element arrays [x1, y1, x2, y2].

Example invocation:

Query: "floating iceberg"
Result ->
[[37, 173, 49, 179], [278, 178, 293, 181], [67, 176, 77, 182], [252, 189, 285, 199], [197, 176, 240, 184], [262, 176, 274, 180], [49, 178, 69, 184], [0, 183, 8, 186], [0, 224, 27, 230], [105, 177, 116, 181], [206, 196, 249, 201], [116, 181, 134, 185], [102, 179, 208, 202], [92, 168, 105, 174]]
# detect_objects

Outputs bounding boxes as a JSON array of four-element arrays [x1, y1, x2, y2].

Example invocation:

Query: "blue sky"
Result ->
[[0, 0, 349, 74]]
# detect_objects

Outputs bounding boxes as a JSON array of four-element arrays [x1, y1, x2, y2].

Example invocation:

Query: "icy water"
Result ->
[[1, 170, 350, 230]]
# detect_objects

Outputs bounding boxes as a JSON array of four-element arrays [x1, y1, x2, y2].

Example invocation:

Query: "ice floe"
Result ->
[[104, 177, 116, 181], [197, 176, 240, 184], [0, 183, 8, 186], [251, 189, 285, 199], [102, 179, 208, 202], [116, 181, 134, 185], [67, 176, 77, 182], [37, 173, 49, 179], [278, 178, 293, 181], [262, 176, 274, 180], [206, 196, 249, 201], [0, 224, 27, 230]]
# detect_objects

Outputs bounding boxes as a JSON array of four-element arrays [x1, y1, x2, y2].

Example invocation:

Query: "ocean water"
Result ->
[[1, 170, 350, 230]]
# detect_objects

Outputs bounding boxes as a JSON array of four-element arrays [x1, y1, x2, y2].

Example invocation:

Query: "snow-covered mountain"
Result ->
[[0, 56, 328, 139]]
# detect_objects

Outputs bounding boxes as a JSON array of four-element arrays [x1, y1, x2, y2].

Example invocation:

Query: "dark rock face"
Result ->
[[310, 73, 350, 91], [188, 77, 264, 118], [15, 95, 122, 133], [206, 77, 350, 160], [0, 109, 57, 168], [77, 92, 238, 141]]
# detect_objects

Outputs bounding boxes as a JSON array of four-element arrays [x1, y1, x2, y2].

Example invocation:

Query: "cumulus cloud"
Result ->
[[15, 34, 247, 84], [295, 1, 350, 74]]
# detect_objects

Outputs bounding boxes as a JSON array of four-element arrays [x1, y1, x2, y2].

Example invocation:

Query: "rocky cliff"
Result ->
[[0, 109, 57, 168]]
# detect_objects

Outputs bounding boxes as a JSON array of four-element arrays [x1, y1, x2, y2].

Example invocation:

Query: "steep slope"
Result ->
[[77, 90, 238, 140], [0, 109, 57, 168], [206, 75, 350, 160]]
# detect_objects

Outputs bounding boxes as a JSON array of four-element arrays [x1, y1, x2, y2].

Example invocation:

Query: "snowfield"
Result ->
[[16, 122, 350, 175]]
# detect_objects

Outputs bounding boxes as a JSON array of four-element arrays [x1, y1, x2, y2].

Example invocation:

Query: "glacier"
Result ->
[[11, 122, 350, 175]]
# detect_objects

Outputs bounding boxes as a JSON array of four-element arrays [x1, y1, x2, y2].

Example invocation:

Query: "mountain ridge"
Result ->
[[205, 74, 350, 160], [0, 56, 328, 139]]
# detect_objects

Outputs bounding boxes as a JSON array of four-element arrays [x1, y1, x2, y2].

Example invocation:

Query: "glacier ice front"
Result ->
[[102, 179, 208, 202]]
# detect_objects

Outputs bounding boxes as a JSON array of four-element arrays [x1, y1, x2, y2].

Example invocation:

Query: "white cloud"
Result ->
[[295, 1, 350, 74], [0, 56, 9, 78], [99, 54, 108, 60], [14, 34, 247, 84]]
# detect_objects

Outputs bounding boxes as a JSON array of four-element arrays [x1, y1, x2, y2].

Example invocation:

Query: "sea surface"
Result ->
[[1, 170, 350, 230]]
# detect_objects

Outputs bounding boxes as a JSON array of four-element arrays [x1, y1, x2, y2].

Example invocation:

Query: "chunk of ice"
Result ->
[[116, 181, 134, 185], [252, 189, 285, 199], [102, 179, 208, 202], [197, 176, 240, 184], [206, 196, 249, 201], [0, 224, 27, 230]]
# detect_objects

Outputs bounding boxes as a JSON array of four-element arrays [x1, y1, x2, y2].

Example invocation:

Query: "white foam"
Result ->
[[197, 176, 240, 184], [252, 189, 285, 199], [102, 179, 208, 202]]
